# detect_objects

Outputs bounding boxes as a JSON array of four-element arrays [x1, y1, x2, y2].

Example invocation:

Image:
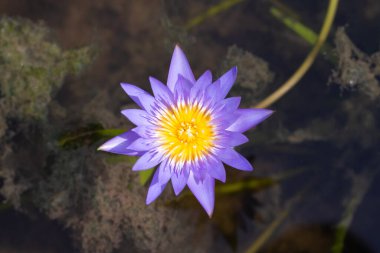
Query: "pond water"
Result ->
[[0, 0, 379, 253]]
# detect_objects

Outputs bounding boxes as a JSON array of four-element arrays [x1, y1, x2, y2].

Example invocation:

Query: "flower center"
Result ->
[[155, 101, 215, 163], [177, 122, 197, 142]]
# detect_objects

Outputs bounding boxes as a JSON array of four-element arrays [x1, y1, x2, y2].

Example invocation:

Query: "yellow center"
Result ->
[[155, 101, 215, 163]]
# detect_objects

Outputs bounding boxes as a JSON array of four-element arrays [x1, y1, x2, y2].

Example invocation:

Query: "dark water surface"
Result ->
[[0, 0, 380, 253]]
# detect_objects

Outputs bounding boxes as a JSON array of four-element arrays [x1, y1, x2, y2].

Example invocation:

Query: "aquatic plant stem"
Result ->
[[185, 0, 246, 30], [244, 181, 310, 253], [331, 169, 377, 253], [254, 0, 339, 109], [245, 209, 288, 253], [269, 6, 335, 63]]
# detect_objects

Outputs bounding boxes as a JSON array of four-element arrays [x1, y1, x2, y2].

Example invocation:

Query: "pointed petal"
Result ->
[[212, 97, 241, 119], [167, 45, 195, 92], [120, 83, 156, 111], [174, 75, 192, 101], [171, 169, 189, 195], [206, 79, 220, 102], [121, 109, 150, 126], [97, 131, 141, 155], [149, 76, 174, 103], [156, 160, 172, 183], [146, 164, 171, 205], [206, 157, 226, 182], [227, 109, 273, 132], [187, 172, 215, 217], [215, 130, 249, 148], [190, 70, 212, 99], [211, 112, 240, 130], [214, 66, 238, 100], [128, 138, 159, 151], [219, 97, 241, 113], [132, 149, 163, 171], [196, 70, 212, 87], [131, 126, 154, 138], [216, 148, 253, 171]]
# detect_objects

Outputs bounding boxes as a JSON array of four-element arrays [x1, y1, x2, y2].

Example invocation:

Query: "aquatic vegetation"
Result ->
[[332, 27, 380, 99], [99, 45, 273, 216], [254, 0, 339, 108], [36, 146, 213, 253], [331, 170, 377, 253], [2, 0, 380, 253], [0, 17, 95, 209], [223, 45, 274, 106], [0, 17, 95, 122], [184, 0, 246, 30]]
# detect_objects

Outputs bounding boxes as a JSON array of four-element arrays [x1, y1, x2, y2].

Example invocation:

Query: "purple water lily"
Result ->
[[98, 45, 273, 216]]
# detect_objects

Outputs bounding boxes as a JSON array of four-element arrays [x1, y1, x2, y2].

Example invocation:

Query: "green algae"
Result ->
[[0, 17, 95, 122]]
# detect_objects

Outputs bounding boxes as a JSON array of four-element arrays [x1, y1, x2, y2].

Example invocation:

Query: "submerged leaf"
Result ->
[[58, 123, 125, 149]]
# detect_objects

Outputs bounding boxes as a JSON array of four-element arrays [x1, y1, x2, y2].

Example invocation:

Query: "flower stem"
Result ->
[[254, 0, 339, 109]]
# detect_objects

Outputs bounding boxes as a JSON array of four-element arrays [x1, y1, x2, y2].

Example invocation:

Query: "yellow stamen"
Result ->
[[155, 101, 215, 164]]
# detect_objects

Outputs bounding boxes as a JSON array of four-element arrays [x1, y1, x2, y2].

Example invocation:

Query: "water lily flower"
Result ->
[[98, 45, 273, 216]]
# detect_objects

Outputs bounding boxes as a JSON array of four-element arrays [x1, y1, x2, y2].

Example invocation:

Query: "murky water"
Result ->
[[0, 1, 379, 253]]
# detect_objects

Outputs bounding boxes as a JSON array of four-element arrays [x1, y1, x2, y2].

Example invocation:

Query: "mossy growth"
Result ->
[[0, 17, 95, 122]]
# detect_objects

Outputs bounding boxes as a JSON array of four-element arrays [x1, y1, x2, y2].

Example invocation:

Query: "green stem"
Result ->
[[185, 0, 246, 30], [254, 0, 339, 108], [244, 178, 315, 253], [245, 209, 289, 253], [330, 170, 377, 253], [176, 167, 306, 201], [270, 6, 335, 62], [59, 128, 125, 147], [96, 128, 126, 137]]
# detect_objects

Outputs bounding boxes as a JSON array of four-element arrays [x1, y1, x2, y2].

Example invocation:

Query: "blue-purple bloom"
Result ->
[[98, 45, 273, 216]]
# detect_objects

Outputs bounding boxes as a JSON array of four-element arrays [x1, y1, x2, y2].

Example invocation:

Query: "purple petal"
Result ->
[[174, 75, 192, 101], [120, 83, 155, 112], [146, 163, 171, 205], [215, 130, 249, 148], [128, 138, 159, 151], [206, 157, 226, 182], [196, 70, 212, 87], [211, 111, 240, 130], [132, 149, 163, 171], [121, 109, 150, 126], [205, 79, 220, 102], [219, 97, 241, 112], [212, 97, 241, 118], [190, 70, 212, 99], [149, 76, 174, 104], [171, 168, 189, 195], [157, 159, 172, 182], [97, 131, 141, 155], [187, 172, 215, 217], [167, 45, 195, 92], [227, 109, 273, 133], [214, 67, 238, 100], [131, 126, 154, 138], [216, 148, 253, 171]]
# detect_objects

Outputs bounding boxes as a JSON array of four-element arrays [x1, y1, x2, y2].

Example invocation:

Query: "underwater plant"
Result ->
[[98, 45, 273, 216]]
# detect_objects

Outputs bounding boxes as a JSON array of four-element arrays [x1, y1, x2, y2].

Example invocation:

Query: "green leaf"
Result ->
[[215, 177, 274, 195], [58, 123, 126, 149]]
